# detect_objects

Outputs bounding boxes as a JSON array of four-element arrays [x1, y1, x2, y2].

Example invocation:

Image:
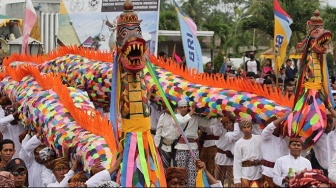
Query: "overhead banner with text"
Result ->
[[173, 0, 203, 73], [58, 0, 159, 54]]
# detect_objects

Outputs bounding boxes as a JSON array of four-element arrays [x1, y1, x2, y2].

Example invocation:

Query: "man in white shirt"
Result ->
[[199, 125, 218, 176], [234, 119, 263, 187], [66, 154, 122, 187], [149, 101, 163, 135], [0, 104, 26, 158], [40, 146, 57, 186], [20, 126, 56, 187], [244, 51, 261, 75], [273, 137, 312, 186], [148, 85, 164, 135], [261, 114, 289, 187], [47, 157, 78, 187], [0, 104, 4, 118], [329, 153, 336, 183], [174, 99, 216, 187], [213, 115, 241, 187], [154, 103, 178, 170], [314, 113, 336, 174]]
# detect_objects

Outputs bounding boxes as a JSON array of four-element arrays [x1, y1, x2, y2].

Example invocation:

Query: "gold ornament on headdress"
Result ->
[[117, 0, 142, 27], [306, 9, 323, 35]]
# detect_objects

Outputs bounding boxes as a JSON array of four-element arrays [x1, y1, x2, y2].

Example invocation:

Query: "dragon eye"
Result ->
[[136, 29, 142, 35], [121, 30, 128, 37]]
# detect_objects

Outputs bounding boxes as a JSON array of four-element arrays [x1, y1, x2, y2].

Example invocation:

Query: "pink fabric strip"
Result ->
[[311, 90, 324, 142], [287, 113, 293, 136], [126, 133, 137, 187]]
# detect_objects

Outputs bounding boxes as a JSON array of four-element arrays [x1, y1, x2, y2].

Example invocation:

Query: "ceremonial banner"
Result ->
[[22, 0, 37, 54], [58, 0, 159, 53], [173, 0, 203, 72], [274, 0, 293, 70]]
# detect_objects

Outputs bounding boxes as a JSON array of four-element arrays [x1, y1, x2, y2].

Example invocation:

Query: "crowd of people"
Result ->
[[151, 98, 336, 187], [1, 51, 336, 187], [0, 95, 128, 187], [150, 50, 336, 187]]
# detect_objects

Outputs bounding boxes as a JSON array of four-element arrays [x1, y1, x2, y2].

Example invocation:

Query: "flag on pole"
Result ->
[[274, 0, 293, 70], [173, 0, 203, 72], [22, 0, 37, 54], [174, 53, 182, 63]]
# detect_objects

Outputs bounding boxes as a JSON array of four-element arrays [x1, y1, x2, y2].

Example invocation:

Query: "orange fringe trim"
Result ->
[[2, 45, 113, 67], [149, 54, 294, 108], [4, 64, 117, 156]]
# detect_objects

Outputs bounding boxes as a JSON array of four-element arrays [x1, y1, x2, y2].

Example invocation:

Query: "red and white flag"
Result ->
[[22, 0, 37, 54]]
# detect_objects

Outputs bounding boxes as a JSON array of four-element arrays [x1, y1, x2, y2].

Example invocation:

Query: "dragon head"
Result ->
[[116, 0, 147, 72], [297, 10, 332, 54], [309, 27, 332, 54]]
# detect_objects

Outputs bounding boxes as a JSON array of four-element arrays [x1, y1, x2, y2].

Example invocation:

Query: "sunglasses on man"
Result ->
[[11, 170, 27, 176]]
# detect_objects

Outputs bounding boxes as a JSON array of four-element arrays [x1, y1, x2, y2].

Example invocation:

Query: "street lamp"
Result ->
[[234, 15, 252, 41]]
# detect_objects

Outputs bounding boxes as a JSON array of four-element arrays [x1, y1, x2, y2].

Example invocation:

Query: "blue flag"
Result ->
[[173, 0, 204, 72]]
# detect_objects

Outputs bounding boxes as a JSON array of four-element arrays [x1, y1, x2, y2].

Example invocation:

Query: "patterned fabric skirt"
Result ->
[[175, 149, 199, 187], [199, 146, 217, 176], [214, 164, 233, 187], [241, 178, 262, 188], [158, 146, 172, 170], [261, 175, 276, 188]]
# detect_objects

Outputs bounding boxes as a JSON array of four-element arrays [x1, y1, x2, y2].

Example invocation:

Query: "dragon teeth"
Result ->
[[127, 46, 131, 54]]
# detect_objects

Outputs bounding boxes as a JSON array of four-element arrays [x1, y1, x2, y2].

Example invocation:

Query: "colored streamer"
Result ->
[[126, 133, 137, 187], [121, 133, 131, 186], [196, 169, 210, 187], [109, 53, 120, 149], [137, 132, 150, 186], [146, 55, 196, 159]]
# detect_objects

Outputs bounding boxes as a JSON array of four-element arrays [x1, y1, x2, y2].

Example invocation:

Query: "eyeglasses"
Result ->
[[178, 106, 188, 109], [11, 171, 27, 176]]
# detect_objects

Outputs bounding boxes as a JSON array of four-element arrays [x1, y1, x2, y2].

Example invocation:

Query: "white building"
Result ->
[[0, 0, 59, 53]]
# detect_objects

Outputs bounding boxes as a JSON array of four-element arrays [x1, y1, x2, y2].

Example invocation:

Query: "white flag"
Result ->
[[22, 0, 37, 54]]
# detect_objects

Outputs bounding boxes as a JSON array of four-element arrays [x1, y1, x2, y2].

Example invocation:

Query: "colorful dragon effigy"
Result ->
[[0, 1, 332, 187], [284, 9, 333, 149]]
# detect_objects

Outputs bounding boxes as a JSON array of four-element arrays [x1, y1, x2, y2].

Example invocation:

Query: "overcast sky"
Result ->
[[324, 0, 336, 7]]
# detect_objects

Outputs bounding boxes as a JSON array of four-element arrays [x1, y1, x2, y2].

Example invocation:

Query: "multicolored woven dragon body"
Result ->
[[0, 52, 294, 185], [0, 2, 332, 187]]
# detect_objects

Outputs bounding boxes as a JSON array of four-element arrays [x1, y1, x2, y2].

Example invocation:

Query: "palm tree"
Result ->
[[321, 5, 336, 73], [202, 10, 231, 50], [159, 0, 179, 31], [241, 0, 320, 48]]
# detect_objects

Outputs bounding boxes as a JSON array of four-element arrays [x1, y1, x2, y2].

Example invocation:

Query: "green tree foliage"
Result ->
[[159, 11, 179, 31], [241, 0, 320, 47], [159, 0, 178, 30], [213, 51, 225, 72], [322, 5, 336, 70], [327, 52, 335, 76], [158, 0, 330, 60], [202, 10, 231, 50]]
